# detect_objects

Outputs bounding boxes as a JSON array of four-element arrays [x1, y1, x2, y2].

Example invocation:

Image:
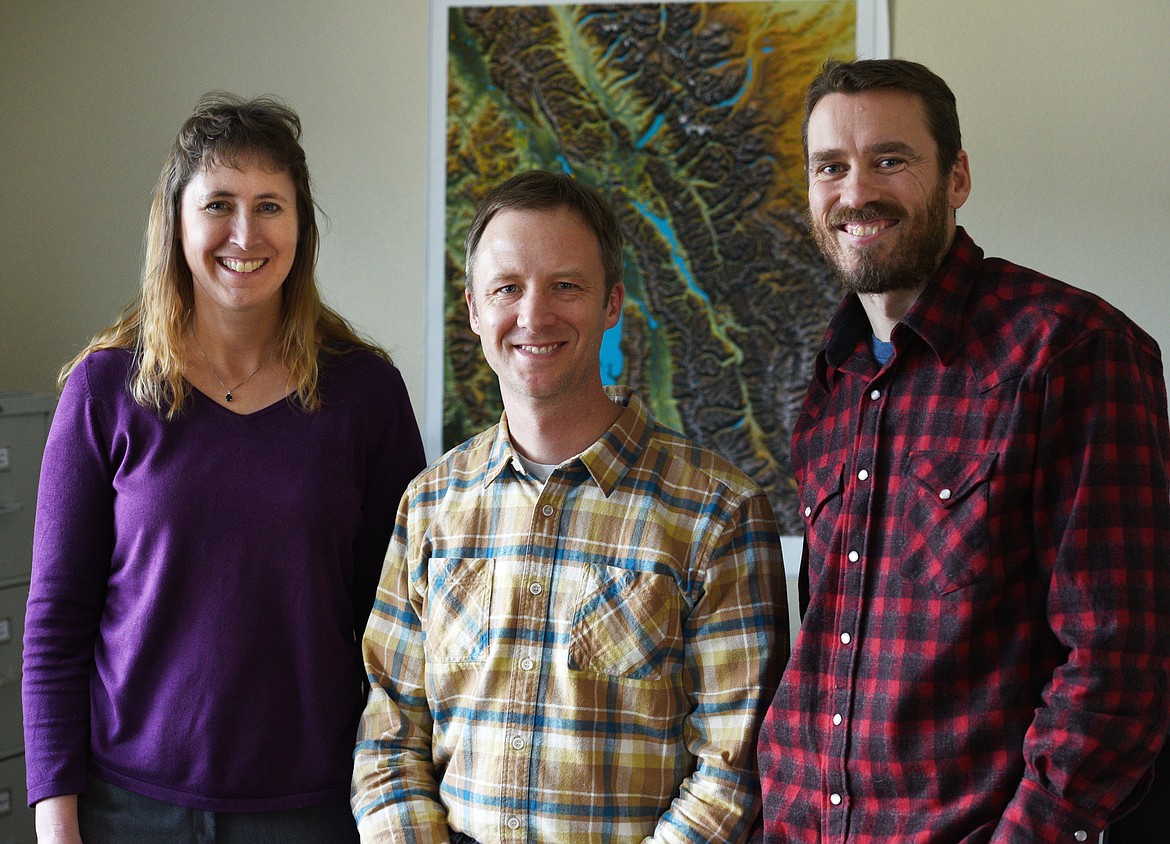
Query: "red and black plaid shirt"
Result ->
[[758, 229, 1170, 843]]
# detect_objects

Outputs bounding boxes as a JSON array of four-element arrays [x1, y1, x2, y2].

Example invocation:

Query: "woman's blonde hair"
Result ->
[[61, 91, 387, 418]]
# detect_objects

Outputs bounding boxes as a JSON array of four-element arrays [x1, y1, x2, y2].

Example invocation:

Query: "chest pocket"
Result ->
[[568, 564, 683, 681], [800, 463, 845, 594], [425, 557, 493, 664], [898, 451, 998, 594]]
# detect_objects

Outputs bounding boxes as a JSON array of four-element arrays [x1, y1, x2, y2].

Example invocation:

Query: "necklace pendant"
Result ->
[[191, 328, 266, 406]]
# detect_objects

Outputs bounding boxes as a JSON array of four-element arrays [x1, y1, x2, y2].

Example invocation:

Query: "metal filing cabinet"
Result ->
[[0, 392, 54, 843]]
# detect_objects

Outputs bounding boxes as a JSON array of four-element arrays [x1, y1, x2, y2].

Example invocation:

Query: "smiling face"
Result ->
[[180, 158, 298, 321], [467, 205, 623, 411], [806, 89, 970, 295]]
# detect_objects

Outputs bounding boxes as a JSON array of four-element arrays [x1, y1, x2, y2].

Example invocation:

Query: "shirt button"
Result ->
[[506, 817, 521, 830], [939, 488, 952, 501], [857, 469, 869, 481], [541, 504, 554, 517], [528, 582, 543, 596], [1074, 833, 1088, 843], [829, 793, 842, 806], [520, 657, 535, 671], [848, 550, 859, 563], [840, 632, 851, 645], [833, 713, 843, 726], [510, 736, 526, 750], [870, 389, 881, 400], [804, 506, 812, 518]]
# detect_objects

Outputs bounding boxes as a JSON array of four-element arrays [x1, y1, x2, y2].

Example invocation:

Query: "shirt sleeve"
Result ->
[[994, 328, 1170, 841], [649, 487, 788, 843], [22, 360, 115, 805], [352, 488, 451, 843]]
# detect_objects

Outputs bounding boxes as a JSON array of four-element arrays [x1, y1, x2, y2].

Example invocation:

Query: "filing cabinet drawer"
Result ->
[[0, 394, 54, 588], [0, 753, 33, 844], [0, 585, 25, 759]]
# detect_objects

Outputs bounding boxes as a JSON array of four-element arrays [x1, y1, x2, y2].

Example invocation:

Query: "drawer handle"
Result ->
[[0, 501, 22, 516]]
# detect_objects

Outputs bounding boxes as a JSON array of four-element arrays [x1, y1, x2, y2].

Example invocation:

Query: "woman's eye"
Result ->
[[258, 202, 281, 214]]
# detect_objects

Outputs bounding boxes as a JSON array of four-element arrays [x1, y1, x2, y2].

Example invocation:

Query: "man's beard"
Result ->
[[810, 182, 951, 296]]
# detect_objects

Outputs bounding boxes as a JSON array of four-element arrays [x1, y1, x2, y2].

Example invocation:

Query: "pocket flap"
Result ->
[[905, 451, 997, 507], [800, 463, 845, 524]]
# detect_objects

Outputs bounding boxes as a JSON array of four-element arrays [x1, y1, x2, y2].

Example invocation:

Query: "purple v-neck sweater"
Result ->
[[23, 347, 425, 811]]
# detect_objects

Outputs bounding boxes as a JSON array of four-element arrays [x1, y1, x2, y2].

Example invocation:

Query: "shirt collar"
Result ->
[[479, 415, 517, 489], [580, 386, 652, 497], [480, 385, 653, 496], [823, 226, 983, 372]]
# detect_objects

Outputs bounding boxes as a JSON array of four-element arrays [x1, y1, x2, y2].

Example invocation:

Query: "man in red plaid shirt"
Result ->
[[757, 59, 1170, 843]]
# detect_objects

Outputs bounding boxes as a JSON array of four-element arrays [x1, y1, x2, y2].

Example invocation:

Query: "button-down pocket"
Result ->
[[425, 557, 493, 663], [800, 463, 845, 595], [568, 564, 683, 680], [898, 451, 997, 594]]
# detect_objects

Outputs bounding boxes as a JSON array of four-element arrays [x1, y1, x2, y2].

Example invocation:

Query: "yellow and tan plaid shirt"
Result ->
[[353, 388, 787, 843]]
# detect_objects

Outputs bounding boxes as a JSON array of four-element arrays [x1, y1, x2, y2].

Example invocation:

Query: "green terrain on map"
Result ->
[[443, 2, 854, 533]]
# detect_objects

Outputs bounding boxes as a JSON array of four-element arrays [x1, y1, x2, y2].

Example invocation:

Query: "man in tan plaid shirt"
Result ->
[[352, 171, 788, 843]]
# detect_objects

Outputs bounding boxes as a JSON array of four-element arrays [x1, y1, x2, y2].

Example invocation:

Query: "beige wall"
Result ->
[[3, 1, 1168, 455]]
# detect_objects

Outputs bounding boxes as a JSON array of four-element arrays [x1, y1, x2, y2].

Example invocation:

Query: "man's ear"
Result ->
[[466, 286, 481, 336], [604, 282, 625, 331], [948, 150, 972, 212]]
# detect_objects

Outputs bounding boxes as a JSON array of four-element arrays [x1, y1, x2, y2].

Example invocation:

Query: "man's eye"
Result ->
[[878, 158, 904, 169], [816, 164, 844, 176]]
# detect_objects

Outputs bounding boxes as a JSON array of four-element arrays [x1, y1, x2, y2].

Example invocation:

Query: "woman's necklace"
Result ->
[[192, 329, 268, 403]]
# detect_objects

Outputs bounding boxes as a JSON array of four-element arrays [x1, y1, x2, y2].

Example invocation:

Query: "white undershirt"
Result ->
[[515, 452, 559, 482]]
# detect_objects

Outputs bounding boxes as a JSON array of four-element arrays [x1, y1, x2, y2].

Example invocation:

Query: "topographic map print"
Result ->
[[444, 2, 853, 533]]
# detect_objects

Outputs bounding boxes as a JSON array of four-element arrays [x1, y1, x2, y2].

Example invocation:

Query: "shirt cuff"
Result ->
[[993, 776, 1104, 844]]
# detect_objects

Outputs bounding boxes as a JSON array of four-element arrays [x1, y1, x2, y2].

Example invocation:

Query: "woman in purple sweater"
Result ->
[[22, 93, 426, 843]]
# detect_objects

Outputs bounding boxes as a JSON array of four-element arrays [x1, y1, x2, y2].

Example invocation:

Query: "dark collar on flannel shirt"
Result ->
[[820, 227, 985, 387]]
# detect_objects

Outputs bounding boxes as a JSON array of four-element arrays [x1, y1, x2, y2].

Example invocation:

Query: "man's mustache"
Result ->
[[826, 202, 906, 227]]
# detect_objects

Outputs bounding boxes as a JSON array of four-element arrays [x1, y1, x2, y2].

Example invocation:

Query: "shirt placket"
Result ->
[[499, 476, 561, 842], [826, 369, 885, 841]]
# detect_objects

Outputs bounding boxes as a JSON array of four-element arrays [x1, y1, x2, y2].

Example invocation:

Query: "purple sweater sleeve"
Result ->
[[348, 365, 426, 636], [23, 360, 115, 802]]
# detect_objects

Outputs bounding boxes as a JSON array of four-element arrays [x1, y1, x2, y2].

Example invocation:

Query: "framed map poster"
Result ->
[[425, 0, 889, 533]]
